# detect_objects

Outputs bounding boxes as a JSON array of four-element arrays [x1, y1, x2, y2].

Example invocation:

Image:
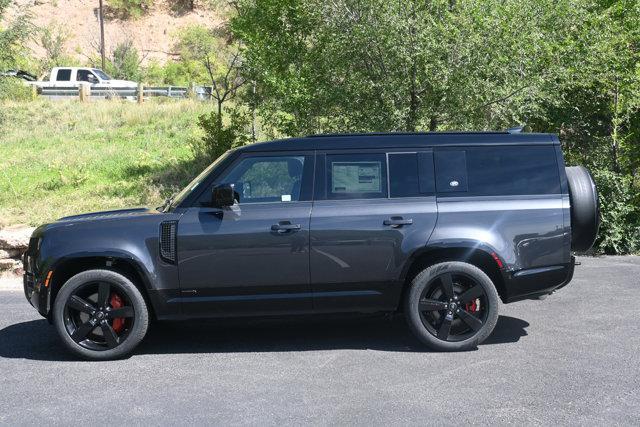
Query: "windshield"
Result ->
[[92, 69, 111, 80], [167, 150, 233, 210]]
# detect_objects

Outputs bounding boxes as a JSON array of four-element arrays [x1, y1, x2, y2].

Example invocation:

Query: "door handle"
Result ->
[[271, 222, 301, 233], [383, 217, 413, 227]]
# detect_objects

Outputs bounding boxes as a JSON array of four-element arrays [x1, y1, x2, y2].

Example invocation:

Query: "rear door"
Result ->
[[309, 149, 438, 312]]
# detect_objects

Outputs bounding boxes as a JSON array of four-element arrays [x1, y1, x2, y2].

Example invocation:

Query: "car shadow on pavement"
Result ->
[[0, 315, 529, 361]]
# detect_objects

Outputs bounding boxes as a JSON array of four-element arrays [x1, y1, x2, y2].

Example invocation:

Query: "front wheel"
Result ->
[[405, 262, 499, 351], [52, 269, 149, 360]]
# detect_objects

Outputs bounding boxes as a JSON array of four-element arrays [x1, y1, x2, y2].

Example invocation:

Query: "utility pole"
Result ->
[[98, 0, 106, 70]]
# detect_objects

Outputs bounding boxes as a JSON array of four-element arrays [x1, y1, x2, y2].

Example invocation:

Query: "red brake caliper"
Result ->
[[109, 293, 125, 333], [465, 299, 478, 313]]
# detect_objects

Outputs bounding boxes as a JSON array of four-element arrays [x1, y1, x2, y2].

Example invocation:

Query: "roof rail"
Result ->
[[306, 131, 509, 138]]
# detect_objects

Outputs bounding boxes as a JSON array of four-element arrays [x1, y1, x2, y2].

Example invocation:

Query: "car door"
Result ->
[[176, 151, 315, 316], [310, 149, 438, 312]]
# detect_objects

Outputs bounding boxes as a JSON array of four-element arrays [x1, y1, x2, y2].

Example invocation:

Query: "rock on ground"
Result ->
[[0, 226, 35, 251]]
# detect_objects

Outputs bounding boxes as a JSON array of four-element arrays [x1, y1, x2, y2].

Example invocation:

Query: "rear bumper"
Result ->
[[502, 256, 576, 303]]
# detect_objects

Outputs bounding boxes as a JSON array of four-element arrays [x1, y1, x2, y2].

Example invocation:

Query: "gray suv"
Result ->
[[23, 131, 599, 359]]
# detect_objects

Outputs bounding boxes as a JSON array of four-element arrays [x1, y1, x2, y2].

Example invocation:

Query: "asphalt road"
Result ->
[[1, 256, 639, 425]]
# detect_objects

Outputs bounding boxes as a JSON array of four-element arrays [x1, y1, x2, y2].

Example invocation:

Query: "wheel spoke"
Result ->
[[100, 320, 119, 349], [458, 309, 483, 332], [70, 320, 97, 342], [107, 306, 134, 318], [437, 313, 453, 340], [419, 299, 447, 312], [458, 285, 484, 304], [97, 282, 110, 307], [440, 273, 454, 299], [67, 295, 96, 315]]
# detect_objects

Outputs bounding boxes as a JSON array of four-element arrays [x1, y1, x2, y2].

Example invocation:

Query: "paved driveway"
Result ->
[[1, 256, 639, 425]]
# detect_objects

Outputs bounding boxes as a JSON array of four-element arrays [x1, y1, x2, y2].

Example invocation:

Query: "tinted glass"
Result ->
[[389, 153, 419, 197], [466, 146, 560, 195], [327, 153, 387, 199], [435, 146, 560, 196], [56, 69, 71, 81], [220, 156, 307, 203], [435, 150, 468, 192]]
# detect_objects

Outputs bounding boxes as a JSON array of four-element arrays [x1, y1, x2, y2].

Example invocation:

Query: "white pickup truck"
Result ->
[[31, 67, 137, 88]]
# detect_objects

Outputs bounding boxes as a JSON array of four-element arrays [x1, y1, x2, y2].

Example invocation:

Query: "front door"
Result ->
[[177, 152, 315, 316], [310, 150, 438, 312]]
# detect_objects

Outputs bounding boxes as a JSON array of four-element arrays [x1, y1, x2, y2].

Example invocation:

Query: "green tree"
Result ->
[[231, 0, 640, 253], [175, 24, 246, 122], [0, 0, 32, 70]]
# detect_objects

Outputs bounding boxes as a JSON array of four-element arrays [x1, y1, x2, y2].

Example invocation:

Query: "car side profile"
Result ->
[[23, 131, 600, 360]]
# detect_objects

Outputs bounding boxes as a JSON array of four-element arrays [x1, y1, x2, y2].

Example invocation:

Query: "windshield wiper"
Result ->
[[158, 194, 175, 212]]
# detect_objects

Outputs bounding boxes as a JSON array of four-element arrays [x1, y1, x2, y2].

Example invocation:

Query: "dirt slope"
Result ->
[[14, 0, 222, 64]]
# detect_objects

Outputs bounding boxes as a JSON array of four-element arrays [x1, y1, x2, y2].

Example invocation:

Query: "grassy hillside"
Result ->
[[0, 99, 212, 227]]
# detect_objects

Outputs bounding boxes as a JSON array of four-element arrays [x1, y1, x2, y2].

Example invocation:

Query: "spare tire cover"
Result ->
[[565, 166, 600, 251]]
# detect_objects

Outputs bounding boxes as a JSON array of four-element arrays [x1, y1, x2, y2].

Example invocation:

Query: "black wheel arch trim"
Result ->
[[38, 250, 155, 317]]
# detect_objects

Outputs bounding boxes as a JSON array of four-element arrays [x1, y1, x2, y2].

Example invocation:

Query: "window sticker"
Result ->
[[281, 194, 292, 202], [331, 161, 382, 193]]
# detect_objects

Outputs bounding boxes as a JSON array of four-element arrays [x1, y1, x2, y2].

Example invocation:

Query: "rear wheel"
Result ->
[[52, 269, 149, 360], [405, 261, 499, 351]]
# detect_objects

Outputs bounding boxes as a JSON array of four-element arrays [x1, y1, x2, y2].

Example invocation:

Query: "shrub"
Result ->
[[106, 40, 141, 81], [0, 77, 32, 101], [591, 169, 640, 254], [106, 0, 153, 18], [192, 108, 250, 163]]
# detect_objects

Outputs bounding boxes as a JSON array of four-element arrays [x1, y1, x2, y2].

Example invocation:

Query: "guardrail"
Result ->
[[36, 84, 214, 102]]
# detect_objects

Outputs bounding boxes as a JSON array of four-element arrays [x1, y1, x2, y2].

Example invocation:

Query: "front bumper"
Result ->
[[502, 256, 576, 303], [23, 253, 49, 318]]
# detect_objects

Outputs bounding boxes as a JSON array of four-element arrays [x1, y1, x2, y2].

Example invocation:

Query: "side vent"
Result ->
[[159, 220, 178, 264]]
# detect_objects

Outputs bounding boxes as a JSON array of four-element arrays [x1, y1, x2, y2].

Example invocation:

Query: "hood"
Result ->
[[56, 207, 158, 223], [104, 79, 138, 87]]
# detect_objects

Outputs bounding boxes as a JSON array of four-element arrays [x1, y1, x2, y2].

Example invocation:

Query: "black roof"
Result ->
[[239, 132, 558, 152]]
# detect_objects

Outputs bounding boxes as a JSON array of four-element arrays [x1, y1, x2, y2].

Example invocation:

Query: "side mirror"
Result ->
[[212, 184, 235, 208]]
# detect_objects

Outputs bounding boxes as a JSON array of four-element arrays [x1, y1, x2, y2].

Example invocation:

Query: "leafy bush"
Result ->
[[192, 108, 250, 163], [591, 169, 640, 254], [106, 40, 141, 81], [106, 0, 153, 18], [0, 77, 32, 101]]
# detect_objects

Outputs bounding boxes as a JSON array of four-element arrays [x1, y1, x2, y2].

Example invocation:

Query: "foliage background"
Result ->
[[1, 0, 639, 253]]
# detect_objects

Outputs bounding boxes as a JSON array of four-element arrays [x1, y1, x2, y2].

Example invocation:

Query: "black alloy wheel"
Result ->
[[405, 261, 499, 351], [418, 271, 488, 342], [63, 281, 135, 351], [53, 269, 149, 360]]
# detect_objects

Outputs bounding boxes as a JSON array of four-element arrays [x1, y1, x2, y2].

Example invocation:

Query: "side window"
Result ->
[[77, 70, 96, 82], [466, 146, 560, 196], [388, 152, 435, 197], [435, 150, 468, 193], [435, 146, 561, 196], [218, 155, 309, 204], [327, 153, 387, 199], [56, 69, 72, 81]]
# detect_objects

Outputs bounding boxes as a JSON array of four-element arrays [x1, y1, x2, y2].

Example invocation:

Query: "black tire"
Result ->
[[566, 166, 600, 252], [52, 269, 149, 360], [405, 262, 499, 351]]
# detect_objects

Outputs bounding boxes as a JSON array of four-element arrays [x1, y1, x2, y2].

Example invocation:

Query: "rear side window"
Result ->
[[389, 152, 435, 197], [56, 69, 71, 81], [435, 146, 560, 196], [327, 153, 387, 199]]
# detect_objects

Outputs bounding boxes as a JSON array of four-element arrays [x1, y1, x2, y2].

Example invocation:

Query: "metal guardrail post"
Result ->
[[137, 83, 144, 104]]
